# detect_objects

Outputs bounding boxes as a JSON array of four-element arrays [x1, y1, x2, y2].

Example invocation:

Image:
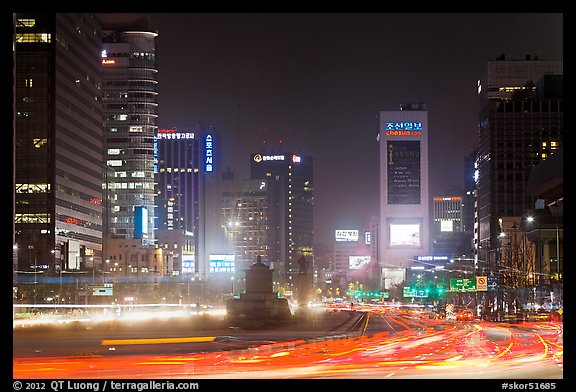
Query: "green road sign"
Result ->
[[403, 287, 429, 298], [449, 278, 477, 292]]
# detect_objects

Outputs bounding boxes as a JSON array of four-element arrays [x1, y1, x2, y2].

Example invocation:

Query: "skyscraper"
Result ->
[[221, 178, 272, 269], [100, 13, 158, 243], [155, 126, 201, 274], [249, 152, 314, 287], [14, 13, 104, 273], [475, 55, 563, 264], [377, 103, 430, 276]]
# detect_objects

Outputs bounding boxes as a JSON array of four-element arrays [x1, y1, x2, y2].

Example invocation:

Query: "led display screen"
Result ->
[[349, 255, 371, 270], [209, 254, 235, 272], [389, 223, 420, 247]]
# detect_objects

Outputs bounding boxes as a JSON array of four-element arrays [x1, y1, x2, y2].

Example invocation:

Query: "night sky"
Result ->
[[149, 13, 563, 248]]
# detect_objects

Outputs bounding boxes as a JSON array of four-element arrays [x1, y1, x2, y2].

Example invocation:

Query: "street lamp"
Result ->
[[497, 231, 506, 318], [91, 256, 95, 283], [548, 199, 562, 307], [105, 259, 110, 283]]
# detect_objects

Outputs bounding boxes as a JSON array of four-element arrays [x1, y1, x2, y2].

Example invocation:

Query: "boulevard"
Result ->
[[13, 303, 563, 380]]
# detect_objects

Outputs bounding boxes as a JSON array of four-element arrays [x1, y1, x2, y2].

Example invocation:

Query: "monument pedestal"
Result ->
[[226, 256, 292, 325]]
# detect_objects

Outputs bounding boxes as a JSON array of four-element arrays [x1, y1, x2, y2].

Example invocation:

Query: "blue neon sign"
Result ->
[[204, 133, 214, 173]]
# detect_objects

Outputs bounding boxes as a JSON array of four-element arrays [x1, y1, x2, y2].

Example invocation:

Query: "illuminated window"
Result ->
[[107, 160, 123, 167], [33, 138, 47, 148], [15, 183, 50, 193], [17, 19, 36, 27], [15, 213, 50, 224], [108, 148, 121, 155], [16, 33, 51, 43]]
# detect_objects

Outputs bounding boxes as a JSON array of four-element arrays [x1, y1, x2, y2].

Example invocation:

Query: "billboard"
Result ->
[[335, 230, 359, 242], [349, 255, 371, 270], [209, 254, 235, 273], [389, 222, 420, 247], [68, 239, 80, 270], [134, 206, 148, 239], [440, 220, 454, 232], [181, 254, 195, 274], [381, 267, 405, 289], [387, 140, 421, 204]]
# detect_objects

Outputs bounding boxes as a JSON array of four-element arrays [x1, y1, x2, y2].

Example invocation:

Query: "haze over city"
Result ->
[[150, 12, 563, 247]]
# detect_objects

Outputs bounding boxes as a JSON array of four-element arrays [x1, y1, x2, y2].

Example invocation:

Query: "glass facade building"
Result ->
[[221, 178, 272, 270], [475, 56, 563, 262], [155, 126, 201, 274], [14, 13, 104, 273], [100, 13, 158, 242], [249, 152, 314, 286]]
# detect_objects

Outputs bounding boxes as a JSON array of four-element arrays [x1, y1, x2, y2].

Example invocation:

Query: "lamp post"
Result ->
[[91, 256, 95, 283], [524, 216, 534, 305], [498, 231, 506, 319], [548, 199, 562, 307]]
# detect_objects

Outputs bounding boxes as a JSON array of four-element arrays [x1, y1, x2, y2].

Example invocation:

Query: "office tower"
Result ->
[[433, 197, 463, 233], [431, 196, 472, 258], [333, 229, 364, 273], [14, 13, 104, 273], [154, 126, 201, 274], [100, 13, 158, 243], [377, 103, 430, 274], [249, 152, 314, 287], [475, 55, 563, 263], [221, 178, 272, 270]]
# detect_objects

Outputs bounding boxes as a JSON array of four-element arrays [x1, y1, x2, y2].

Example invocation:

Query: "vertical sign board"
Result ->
[[153, 137, 158, 173], [204, 133, 214, 173]]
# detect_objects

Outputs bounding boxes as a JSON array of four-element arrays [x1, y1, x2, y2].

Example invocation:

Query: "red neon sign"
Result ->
[[158, 127, 178, 133]]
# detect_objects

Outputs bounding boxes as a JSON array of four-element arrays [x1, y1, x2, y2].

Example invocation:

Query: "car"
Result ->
[[455, 308, 474, 321]]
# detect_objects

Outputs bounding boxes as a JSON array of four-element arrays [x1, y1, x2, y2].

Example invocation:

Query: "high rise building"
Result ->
[[249, 152, 314, 287], [475, 55, 563, 264], [431, 196, 472, 258], [154, 126, 201, 274], [377, 103, 430, 277], [221, 178, 272, 270], [100, 13, 158, 243], [13, 14, 104, 273], [433, 197, 463, 233]]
